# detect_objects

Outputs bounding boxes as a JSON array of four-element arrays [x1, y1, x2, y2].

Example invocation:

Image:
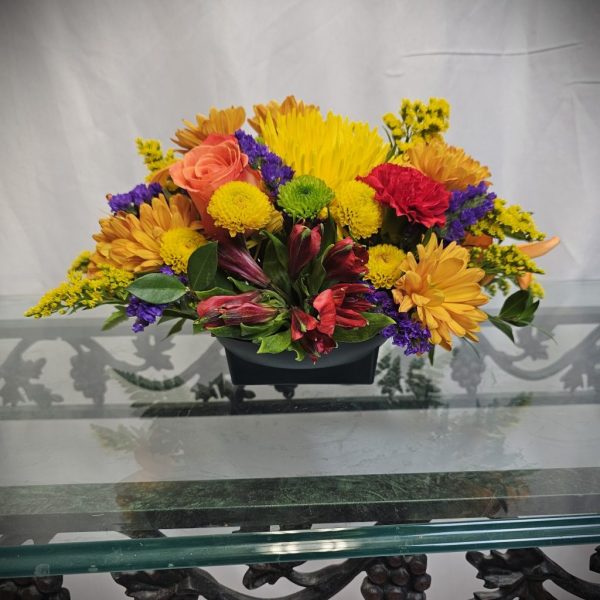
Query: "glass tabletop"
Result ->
[[1, 281, 599, 577]]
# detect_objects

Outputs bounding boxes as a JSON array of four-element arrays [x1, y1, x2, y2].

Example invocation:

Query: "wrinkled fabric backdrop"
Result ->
[[1, 0, 599, 294]]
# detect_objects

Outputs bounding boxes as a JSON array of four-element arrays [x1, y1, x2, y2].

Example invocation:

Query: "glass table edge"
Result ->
[[2, 514, 600, 578]]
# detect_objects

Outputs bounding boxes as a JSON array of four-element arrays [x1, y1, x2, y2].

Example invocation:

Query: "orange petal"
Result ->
[[517, 236, 560, 259]]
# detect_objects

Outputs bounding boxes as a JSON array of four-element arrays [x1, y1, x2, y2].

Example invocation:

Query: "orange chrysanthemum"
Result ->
[[90, 194, 204, 274], [172, 106, 246, 151], [400, 138, 491, 191], [248, 95, 319, 135], [392, 234, 488, 350]]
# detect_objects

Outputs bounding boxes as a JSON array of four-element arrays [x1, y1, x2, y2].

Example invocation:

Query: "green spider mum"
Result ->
[[277, 175, 334, 219]]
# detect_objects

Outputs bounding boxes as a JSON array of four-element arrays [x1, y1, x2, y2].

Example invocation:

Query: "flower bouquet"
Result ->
[[27, 96, 558, 383]]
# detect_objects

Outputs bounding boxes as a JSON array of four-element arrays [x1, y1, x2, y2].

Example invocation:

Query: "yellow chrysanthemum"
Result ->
[[366, 244, 406, 289], [395, 138, 491, 191], [90, 194, 203, 274], [392, 234, 489, 350], [207, 181, 278, 237], [172, 106, 246, 150], [160, 228, 207, 274], [248, 95, 319, 135], [261, 108, 389, 191], [330, 180, 383, 239]]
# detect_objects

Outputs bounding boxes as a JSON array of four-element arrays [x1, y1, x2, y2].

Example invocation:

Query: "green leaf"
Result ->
[[195, 287, 237, 300], [428, 346, 435, 366], [127, 274, 187, 304], [320, 215, 337, 256], [333, 313, 395, 343], [214, 270, 235, 290], [257, 329, 292, 354], [488, 314, 515, 342], [290, 342, 307, 362], [102, 307, 128, 331], [263, 238, 292, 298], [499, 290, 530, 321], [187, 242, 218, 292], [263, 231, 288, 270], [207, 325, 242, 338], [240, 313, 288, 339], [165, 318, 186, 338], [229, 278, 257, 293], [307, 258, 327, 295]]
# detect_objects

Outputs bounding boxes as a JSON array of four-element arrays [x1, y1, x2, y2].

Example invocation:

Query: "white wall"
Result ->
[[1, 0, 599, 294]]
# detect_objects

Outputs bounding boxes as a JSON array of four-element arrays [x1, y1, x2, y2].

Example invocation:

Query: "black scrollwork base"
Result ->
[[112, 554, 431, 600], [0, 575, 70, 599], [467, 546, 600, 599]]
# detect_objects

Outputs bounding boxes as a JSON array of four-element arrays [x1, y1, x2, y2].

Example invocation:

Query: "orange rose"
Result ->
[[169, 134, 261, 237]]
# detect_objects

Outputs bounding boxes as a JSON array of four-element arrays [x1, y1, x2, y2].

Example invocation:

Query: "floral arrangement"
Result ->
[[27, 96, 559, 362]]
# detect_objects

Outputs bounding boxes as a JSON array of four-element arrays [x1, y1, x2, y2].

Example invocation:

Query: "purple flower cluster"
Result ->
[[442, 181, 495, 242], [235, 130, 293, 193], [108, 182, 162, 214], [126, 296, 166, 333], [366, 289, 432, 355]]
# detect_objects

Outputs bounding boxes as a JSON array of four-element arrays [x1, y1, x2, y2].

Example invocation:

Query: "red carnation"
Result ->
[[359, 164, 450, 228]]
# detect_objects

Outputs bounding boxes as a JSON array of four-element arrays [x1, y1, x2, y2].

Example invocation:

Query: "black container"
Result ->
[[219, 336, 386, 385]]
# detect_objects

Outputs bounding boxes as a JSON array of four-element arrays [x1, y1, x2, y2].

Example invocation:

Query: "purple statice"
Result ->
[[126, 296, 166, 333], [160, 265, 188, 285], [107, 182, 162, 214], [366, 289, 432, 355], [441, 181, 496, 242], [235, 130, 294, 194]]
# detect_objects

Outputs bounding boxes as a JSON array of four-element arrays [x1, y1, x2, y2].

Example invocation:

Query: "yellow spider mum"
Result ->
[[172, 106, 246, 151], [90, 194, 204, 274], [392, 234, 489, 350], [207, 181, 278, 237], [330, 180, 383, 239], [261, 108, 389, 192], [248, 95, 319, 136], [365, 244, 406, 289], [397, 138, 491, 191]]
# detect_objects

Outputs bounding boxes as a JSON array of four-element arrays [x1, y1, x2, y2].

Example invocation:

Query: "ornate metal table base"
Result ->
[[2, 547, 600, 599], [467, 546, 600, 600], [111, 554, 431, 600]]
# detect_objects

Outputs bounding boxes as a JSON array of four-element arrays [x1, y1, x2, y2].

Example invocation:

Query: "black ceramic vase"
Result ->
[[218, 336, 386, 385]]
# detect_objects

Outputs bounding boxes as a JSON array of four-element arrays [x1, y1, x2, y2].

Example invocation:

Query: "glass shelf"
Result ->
[[1, 281, 599, 577]]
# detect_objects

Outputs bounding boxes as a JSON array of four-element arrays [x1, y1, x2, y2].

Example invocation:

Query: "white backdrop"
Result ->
[[1, 0, 599, 294]]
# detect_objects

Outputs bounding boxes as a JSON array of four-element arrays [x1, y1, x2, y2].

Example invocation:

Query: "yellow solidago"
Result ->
[[207, 181, 278, 237], [469, 244, 544, 279], [392, 234, 488, 350], [68, 250, 92, 274], [172, 106, 246, 150], [330, 180, 383, 239], [384, 97, 450, 153], [397, 138, 491, 191], [365, 244, 406, 289], [136, 138, 177, 182], [248, 96, 319, 136], [469, 198, 545, 241], [91, 194, 203, 273], [25, 264, 133, 318], [261, 108, 388, 192]]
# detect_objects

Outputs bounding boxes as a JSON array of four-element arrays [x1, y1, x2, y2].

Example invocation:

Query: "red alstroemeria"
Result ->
[[288, 224, 322, 279], [300, 329, 336, 361], [329, 283, 374, 328], [197, 292, 278, 328], [290, 307, 319, 341], [313, 283, 373, 331], [217, 237, 270, 288], [322, 238, 368, 281]]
